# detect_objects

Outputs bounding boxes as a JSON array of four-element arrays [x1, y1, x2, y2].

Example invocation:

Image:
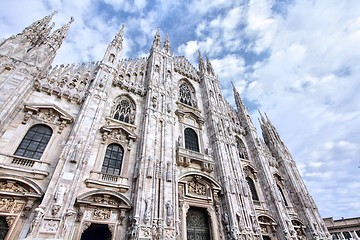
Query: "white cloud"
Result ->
[[1, 0, 359, 219]]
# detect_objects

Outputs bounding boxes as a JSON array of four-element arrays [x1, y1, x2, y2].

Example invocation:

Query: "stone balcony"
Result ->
[[0, 154, 49, 179], [85, 171, 130, 193], [176, 147, 214, 173]]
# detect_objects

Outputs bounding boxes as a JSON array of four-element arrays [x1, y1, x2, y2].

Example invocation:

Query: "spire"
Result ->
[[151, 28, 161, 50], [46, 17, 74, 52], [232, 81, 245, 110], [111, 24, 125, 50], [258, 110, 266, 124], [163, 32, 171, 53], [198, 50, 206, 73], [21, 11, 57, 47], [205, 54, 215, 76]]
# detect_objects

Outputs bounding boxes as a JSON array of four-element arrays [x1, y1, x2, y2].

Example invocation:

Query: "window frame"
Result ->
[[101, 143, 124, 175], [184, 127, 200, 152], [14, 124, 53, 160]]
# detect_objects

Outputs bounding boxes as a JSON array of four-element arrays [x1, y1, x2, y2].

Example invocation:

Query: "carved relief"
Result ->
[[165, 200, 173, 226], [144, 198, 151, 223], [41, 220, 59, 233], [0, 181, 27, 193], [93, 207, 111, 220], [22, 105, 73, 133], [93, 194, 117, 205], [187, 178, 207, 196]]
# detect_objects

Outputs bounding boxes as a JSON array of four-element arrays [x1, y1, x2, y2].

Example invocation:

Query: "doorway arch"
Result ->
[[80, 223, 112, 240]]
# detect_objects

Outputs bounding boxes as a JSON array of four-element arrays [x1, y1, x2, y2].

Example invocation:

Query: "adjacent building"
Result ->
[[324, 217, 360, 240], [0, 12, 331, 239]]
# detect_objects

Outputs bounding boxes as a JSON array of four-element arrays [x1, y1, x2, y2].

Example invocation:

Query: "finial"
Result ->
[[198, 50, 205, 72], [111, 24, 125, 49], [205, 54, 215, 76], [164, 32, 171, 53], [258, 110, 266, 123], [152, 28, 161, 50]]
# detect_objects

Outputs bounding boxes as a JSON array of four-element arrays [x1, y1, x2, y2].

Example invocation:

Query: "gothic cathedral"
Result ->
[[0, 12, 330, 240]]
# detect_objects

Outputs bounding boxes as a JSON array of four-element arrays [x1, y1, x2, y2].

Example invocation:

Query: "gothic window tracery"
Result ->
[[184, 128, 199, 152], [112, 96, 135, 124], [179, 82, 196, 107], [101, 144, 124, 175], [14, 124, 52, 160], [236, 138, 248, 159], [246, 177, 259, 201]]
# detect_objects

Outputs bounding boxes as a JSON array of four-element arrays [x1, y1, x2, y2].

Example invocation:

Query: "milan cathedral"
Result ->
[[0, 12, 330, 240]]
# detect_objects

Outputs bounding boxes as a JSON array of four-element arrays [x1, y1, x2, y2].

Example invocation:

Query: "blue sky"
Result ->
[[1, 0, 359, 219]]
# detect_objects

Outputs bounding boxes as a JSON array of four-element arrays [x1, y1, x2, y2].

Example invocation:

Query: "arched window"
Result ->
[[246, 177, 259, 201], [277, 184, 288, 206], [184, 128, 199, 152], [14, 124, 52, 160], [112, 96, 135, 124], [101, 144, 124, 175], [179, 83, 196, 107], [236, 138, 248, 159]]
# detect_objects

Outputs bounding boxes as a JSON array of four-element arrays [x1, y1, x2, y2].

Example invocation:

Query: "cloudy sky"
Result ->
[[1, 0, 359, 219]]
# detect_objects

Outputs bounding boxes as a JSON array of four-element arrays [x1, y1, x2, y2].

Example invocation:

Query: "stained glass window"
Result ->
[[179, 83, 195, 107], [113, 97, 135, 124]]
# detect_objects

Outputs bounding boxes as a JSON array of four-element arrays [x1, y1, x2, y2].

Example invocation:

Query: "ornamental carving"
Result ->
[[93, 195, 117, 206], [22, 104, 74, 133], [93, 207, 111, 220], [0, 181, 27, 193], [188, 179, 207, 196], [100, 123, 137, 144]]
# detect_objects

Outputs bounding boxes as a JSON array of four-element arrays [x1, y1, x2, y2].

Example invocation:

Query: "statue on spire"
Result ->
[[198, 51, 205, 73], [205, 54, 215, 76], [163, 33, 171, 53], [111, 24, 125, 50], [151, 28, 161, 50], [46, 17, 74, 52]]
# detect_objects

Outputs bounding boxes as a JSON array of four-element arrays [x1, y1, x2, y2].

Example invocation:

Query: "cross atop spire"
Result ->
[[163, 32, 171, 53]]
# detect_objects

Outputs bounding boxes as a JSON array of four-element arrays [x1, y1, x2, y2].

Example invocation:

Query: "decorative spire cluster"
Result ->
[[163, 33, 171, 53], [111, 24, 125, 50], [21, 11, 57, 47], [152, 28, 161, 50], [46, 17, 74, 52], [197, 51, 216, 76], [198, 51, 206, 73], [150, 29, 171, 54]]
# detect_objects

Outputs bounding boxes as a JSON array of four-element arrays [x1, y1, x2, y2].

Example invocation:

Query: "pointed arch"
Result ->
[[246, 177, 259, 201], [178, 79, 197, 107], [236, 137, 248, 159], [111, 95, 136, 124]]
